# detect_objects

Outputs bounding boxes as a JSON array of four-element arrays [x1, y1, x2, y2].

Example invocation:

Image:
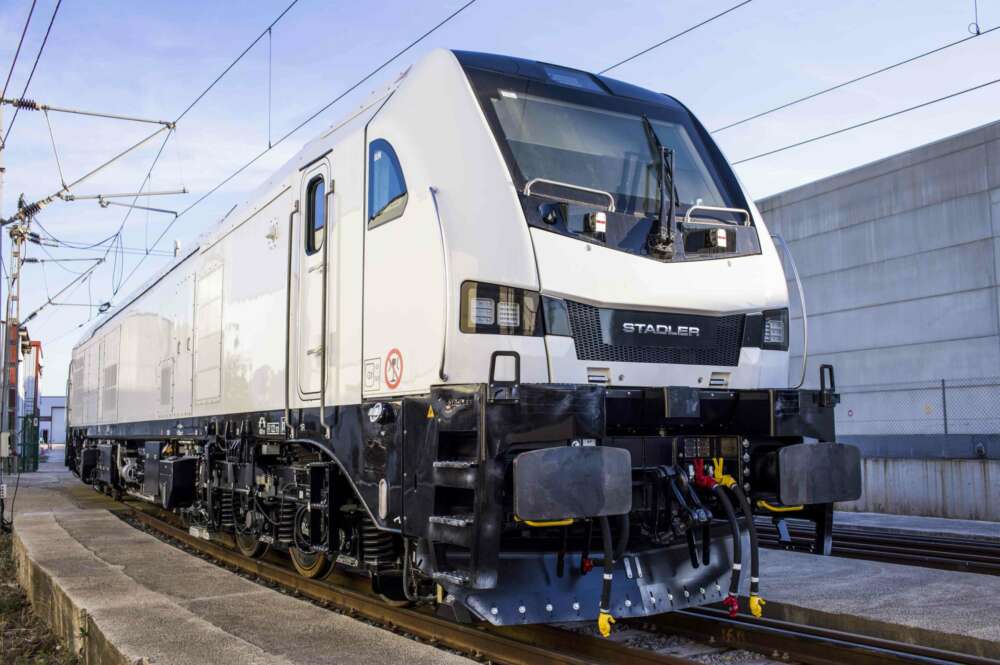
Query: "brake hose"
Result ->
[[728, 483, 764, 617], [712, 485, 742, 617], [597, 516, 615, 637], [613, 513, 630, 561]]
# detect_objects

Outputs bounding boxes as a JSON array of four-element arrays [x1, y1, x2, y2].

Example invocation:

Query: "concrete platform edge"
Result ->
[[764, 599, 1000, 660], [13, 527, 132, 665]]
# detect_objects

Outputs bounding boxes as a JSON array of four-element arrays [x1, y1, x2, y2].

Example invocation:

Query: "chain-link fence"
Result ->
[[836, 377, 1000, 436]]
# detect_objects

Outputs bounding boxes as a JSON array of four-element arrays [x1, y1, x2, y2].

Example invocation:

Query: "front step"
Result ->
[[428, 513, 476, 547], [432, 460, 477, 470], [432, 570, 471, 586], [432, 459, 479, 490], [429, 514, 476, 528]]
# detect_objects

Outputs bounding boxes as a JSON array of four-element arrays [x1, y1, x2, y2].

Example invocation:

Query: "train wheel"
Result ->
[[235, 531, 267, 559], [233, 493, 266, 558], [289, 547, 330, 578]]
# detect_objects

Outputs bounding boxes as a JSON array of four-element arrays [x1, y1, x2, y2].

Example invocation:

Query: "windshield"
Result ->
[[490, 90, 728, 215]]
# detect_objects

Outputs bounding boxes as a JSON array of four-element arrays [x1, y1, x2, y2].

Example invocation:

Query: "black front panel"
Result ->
[[566, 300, 744, 366]]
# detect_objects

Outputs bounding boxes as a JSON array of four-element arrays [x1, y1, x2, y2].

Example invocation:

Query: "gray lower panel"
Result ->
[[444, 533, 736, 625]]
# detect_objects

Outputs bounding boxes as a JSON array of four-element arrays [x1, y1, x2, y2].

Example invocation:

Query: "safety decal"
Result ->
[[384, 348, 403, 390], [363, 358, 381, 391]]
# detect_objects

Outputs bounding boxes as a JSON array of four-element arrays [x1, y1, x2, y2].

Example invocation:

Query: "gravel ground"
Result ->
[[567, 618, 793, 664], [0, 532, 80, 665]]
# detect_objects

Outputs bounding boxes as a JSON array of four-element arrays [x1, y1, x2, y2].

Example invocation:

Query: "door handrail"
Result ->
[[429, 186, 449, 382], [771, 232, 808, 389]]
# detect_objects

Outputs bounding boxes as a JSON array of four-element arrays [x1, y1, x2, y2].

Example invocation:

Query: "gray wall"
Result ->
[[757, 120, 1000, 437], [756, 120, 1000, 520]]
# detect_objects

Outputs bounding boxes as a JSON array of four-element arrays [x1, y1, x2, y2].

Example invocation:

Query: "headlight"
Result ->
[[762, 308, 789, 350], [460, 282, 542, 336]]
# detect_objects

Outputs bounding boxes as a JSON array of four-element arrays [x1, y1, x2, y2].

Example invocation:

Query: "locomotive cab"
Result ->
[[65, 48, 861, 632]]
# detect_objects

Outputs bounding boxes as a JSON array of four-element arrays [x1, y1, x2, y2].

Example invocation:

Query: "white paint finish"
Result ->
[[296, 160, 331, 399], [67, 49, 793, 427], [531, 227, 787, 315], [329, 129, 365, 407], [194, 260, 224, 404], [362, 50, 542, 397], [203, 189, 292, 418]]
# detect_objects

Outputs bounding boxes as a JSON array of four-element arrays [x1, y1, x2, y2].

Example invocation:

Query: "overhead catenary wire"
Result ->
[[0, 97, 174, 127], [731, 73, 1000, 165], [1, 0, 38, 101], [1, 124, 172, 227], [2, 0, 62, 149], [21, 258, 102, 324], [713, 24, 1000, 134], [18, 0, 305, 311], [599, 0, 754, 74], [116, 0, 480, 293], [173, 0, 301, 125]]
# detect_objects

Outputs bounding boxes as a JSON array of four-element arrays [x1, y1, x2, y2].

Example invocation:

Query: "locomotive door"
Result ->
[[171, 274, 195, 417], [295, 161, 330, 399]]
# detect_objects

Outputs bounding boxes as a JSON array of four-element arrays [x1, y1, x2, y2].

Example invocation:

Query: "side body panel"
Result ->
[[362, 50, 547, 398]]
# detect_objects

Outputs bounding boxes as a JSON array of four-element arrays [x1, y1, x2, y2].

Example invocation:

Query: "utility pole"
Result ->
[[0, 100, 8, 441], [1, 200, 26, 448]]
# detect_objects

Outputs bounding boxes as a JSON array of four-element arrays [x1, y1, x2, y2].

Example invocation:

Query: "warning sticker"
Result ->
[[384, 348, 403, 390], [363, 358, 381, 391]]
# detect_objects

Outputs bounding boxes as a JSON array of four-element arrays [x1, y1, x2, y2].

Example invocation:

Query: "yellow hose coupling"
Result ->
[[598, 610, 616, 637], [749, 594, 766, 618]]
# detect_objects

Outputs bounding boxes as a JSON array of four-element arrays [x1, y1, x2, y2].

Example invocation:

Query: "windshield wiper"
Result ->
[[641, 114, 677, 259]]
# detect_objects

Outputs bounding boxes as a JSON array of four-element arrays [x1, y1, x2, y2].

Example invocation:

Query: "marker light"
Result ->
[[708, 228, 728, 249], [470, 297, 495, 326], [497, 301, 521, 328], [762, 308, 789, 350], [460, 282, 542, 336]]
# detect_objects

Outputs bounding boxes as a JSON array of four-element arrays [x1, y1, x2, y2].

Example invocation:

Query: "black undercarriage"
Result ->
[[66, 369, 861, 626]]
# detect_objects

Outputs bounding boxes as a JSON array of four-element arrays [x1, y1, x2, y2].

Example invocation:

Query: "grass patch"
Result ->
[[0, 532, 79, 664]]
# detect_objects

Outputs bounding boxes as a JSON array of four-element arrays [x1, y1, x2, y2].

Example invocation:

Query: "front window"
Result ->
[[462, 62, 758, 261], [368, 139, 408, 228], [490, 91, 728, 215]]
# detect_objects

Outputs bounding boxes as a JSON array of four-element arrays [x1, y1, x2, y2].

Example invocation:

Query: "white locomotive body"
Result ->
[[67, 50, 860, 628]]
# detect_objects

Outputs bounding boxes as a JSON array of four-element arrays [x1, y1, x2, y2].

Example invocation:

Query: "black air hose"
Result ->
[[597, 515, 615, 636], [728, 483, 763, 617], [713, 484, 742, 616], [613, 514, 630, 561]]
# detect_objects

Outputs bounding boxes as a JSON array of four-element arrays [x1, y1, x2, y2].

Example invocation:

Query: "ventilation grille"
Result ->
[[565, 300, 745, 367]]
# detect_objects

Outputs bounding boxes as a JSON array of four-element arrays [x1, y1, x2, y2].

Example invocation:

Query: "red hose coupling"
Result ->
[[692, 458, 716, 490], [722, 593, 739, 617], [581, 557, 594, 574]]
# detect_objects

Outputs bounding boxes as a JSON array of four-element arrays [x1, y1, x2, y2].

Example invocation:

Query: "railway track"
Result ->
[[755, 519, 1000, 576], [651, 609, 997, 665], [114, 498, 996, 665]]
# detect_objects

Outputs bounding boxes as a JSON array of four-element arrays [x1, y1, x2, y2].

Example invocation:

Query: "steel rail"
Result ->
[[115, 498, 996, 665], [121, 503, 698, 665], [755, 520, 1000, 576], [652, 607, 997, 665]]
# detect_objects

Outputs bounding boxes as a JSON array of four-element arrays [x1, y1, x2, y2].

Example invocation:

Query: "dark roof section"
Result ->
[[451, 50, 682, 110]]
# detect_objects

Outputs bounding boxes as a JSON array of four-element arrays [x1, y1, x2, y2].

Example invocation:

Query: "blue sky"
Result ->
[[2, 0, 998, 394]]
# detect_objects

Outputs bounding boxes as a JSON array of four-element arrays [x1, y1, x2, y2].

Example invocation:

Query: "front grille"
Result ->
[[565, 301, 745, 366]]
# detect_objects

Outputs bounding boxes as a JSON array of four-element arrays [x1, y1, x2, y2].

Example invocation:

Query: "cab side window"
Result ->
[[306, 176, 325, 254], [367, 139, 408, 228]]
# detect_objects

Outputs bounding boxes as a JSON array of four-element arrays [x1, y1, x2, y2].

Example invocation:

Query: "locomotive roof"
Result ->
[[72, 49, 685, 349]]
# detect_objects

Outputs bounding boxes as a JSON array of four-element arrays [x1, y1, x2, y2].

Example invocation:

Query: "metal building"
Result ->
[[757, 120, 1000, 519]]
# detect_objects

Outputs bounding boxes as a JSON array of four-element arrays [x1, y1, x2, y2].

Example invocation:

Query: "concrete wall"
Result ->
[[756, 120, 1000, 520], [837, 458, 1000, 521], [757, 120, 1000, 400]]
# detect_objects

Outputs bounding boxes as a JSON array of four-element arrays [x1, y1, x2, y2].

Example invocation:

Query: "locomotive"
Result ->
[[65, 49, 861, 634]]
